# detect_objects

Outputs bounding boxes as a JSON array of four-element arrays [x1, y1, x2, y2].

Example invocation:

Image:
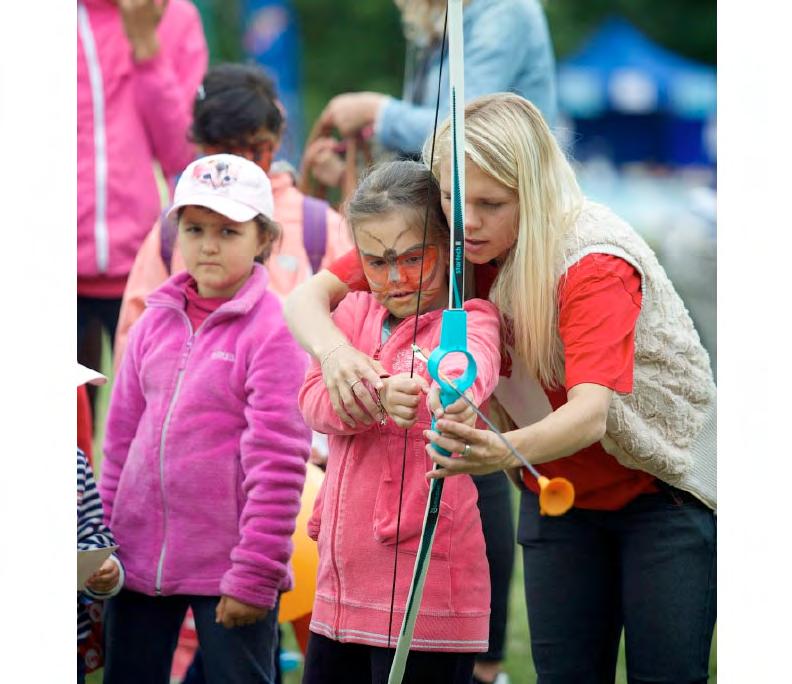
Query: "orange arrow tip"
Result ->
[[537, 476, 575, 516]]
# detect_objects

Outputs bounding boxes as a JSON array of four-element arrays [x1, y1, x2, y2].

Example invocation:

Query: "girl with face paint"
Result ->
[[297, 160, 503, 683]]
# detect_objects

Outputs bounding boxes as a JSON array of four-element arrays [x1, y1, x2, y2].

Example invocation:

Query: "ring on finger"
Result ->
[[348, 378, 362, 389], [462, 443, 472, 458]]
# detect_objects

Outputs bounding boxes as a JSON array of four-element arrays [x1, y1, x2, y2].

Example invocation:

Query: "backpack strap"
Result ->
[[302, 196, 329, 274], [159, 208, 178, 275]]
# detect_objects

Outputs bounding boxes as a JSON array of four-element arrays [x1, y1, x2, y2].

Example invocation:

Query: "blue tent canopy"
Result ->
[[557, 18, 716, 166], [559, 17, 716, 119]]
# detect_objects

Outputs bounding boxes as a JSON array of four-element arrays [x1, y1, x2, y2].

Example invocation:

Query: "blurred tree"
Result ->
[[544, 0, 716, 65], [293, 0, 405, 132], [194, 0, 244, 63]]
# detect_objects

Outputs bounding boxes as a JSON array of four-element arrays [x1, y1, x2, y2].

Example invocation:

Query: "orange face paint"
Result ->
[[361, 244, 440, 294]]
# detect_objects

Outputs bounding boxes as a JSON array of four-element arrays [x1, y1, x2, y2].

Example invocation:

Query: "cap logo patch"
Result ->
[[192, 159, 239, 189]]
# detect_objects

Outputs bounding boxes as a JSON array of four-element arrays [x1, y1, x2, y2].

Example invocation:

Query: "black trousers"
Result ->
[[472, 471, 515, 662], [302, 632, 475, 684], [518, 486, 716, 684]]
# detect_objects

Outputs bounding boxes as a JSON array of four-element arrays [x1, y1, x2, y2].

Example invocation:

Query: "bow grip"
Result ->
[[428, 310, 477, 456]]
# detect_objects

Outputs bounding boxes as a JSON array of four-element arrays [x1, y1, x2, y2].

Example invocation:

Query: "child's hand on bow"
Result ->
[[380, 373, 429, 429], [85, 558, 121, 594], [427, 384, 477, 428], [215, 596, 269, 629]]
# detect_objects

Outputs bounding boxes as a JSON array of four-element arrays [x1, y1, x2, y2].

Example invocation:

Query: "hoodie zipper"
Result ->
[[77, 3, 110, 274], [155, 311, 195, 595]]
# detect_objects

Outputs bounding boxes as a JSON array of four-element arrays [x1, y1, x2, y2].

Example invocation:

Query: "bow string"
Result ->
[[386, 3, 470, 682]]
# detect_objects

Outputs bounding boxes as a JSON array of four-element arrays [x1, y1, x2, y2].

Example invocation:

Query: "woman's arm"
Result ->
[[298, 295, 383, 434], [284, 269, 386, 425], [424, 382, 612, 478]]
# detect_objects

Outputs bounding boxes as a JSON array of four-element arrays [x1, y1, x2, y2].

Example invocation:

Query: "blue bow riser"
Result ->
[[427, 309, 477, 456]]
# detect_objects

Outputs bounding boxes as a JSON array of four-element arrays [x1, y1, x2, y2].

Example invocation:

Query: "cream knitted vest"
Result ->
[[561, 201, 717, 509]]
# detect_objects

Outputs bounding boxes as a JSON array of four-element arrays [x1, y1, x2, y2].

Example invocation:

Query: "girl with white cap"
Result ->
[[99, 154, 311, 683]]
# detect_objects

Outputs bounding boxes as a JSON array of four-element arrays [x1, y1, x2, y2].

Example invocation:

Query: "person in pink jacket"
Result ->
[[298, 160, 501, 684], [113, 62, 352, 371], [99, 153, 310, 683], [77, 0, 207, 382]]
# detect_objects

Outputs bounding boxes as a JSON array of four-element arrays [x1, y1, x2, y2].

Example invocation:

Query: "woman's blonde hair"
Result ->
[[394, 0, 470, 45], [423, 93, 584, 388]]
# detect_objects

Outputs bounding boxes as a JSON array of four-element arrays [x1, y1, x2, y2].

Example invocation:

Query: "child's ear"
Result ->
[[256, 232, 274, 264]]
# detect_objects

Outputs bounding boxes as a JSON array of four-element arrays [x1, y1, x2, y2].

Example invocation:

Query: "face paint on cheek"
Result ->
[[364, 246, 442, 293]]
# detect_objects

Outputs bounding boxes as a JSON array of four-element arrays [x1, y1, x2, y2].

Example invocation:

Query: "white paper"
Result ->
[[78, 546, 118, 591]]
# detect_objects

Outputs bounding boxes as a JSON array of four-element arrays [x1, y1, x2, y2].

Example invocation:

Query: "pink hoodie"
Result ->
[[298, 293, 501, 652], [100, 265, 311, 609], [77, 0, 207, 296]]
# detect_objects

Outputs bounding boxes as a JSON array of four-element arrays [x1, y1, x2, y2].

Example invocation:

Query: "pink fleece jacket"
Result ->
[[100, 265, 311, 609], [298, 293, 501, 652], [77, 0, 207, 296]]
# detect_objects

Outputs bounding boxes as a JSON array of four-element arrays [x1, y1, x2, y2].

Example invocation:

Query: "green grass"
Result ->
[[87, 337, 716, 683]]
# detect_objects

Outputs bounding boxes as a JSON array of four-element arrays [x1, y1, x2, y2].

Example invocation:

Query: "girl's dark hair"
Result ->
[[345, 160, 449, 241], [191, 63, 284, 147]]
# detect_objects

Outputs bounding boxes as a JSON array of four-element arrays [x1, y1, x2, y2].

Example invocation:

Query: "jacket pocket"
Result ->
[[372, 434, 455, 559]]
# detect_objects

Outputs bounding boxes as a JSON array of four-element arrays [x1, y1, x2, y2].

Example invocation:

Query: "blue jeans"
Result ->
[[518, 485, 716, 684], [102, 590, 279, 684]]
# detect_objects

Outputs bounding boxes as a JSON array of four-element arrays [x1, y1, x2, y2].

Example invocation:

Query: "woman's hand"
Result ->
[[302, 136, 345, 188], [319, 92, 386, 137], [424, 418, 519, 478], [380, 373, 430, 429], [85, 558, 120, 594], [118, 0, 168, 61], [215, 596, 269, 629], [320, 343, 387, 427]]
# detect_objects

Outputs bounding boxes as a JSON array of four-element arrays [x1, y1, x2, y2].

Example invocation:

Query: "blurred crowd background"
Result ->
[[192, 0, 717, 375]]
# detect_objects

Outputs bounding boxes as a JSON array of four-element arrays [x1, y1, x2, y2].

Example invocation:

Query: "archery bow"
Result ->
[[387, 2, 470, 682], [386, 2, 574, 679]]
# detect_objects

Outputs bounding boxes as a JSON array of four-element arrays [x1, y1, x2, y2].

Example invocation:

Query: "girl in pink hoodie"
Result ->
[[99, 153, 311, 684], [298, 160, 501, 684]]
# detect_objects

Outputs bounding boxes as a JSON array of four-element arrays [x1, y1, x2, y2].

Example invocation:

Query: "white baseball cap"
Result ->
[[77, 363, 107, 387], [167, 153, 275, 223]]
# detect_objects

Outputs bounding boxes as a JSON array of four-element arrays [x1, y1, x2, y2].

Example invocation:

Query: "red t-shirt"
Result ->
[[327, 248, 657, 510], [183, 279, 231, 331]]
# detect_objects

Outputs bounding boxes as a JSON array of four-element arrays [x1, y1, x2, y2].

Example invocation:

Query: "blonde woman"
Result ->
[[285, 93, 716, 683]]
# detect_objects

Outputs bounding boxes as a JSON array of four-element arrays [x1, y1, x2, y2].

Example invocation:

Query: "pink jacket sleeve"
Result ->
[[298, 299, 376, 436], [220, 321, 312, 610], [133, 0, 208, 176], [435, 300, 502, 407], [114, 221, 170, 371], [99, 323, 148, 525]]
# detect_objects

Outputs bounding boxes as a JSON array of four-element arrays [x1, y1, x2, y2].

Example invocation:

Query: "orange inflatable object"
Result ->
[[278, 462, 324, 624], [537, 476, 575, 516]]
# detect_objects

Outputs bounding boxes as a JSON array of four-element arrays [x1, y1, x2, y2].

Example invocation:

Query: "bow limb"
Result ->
[[388, 2, 469, 681]]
